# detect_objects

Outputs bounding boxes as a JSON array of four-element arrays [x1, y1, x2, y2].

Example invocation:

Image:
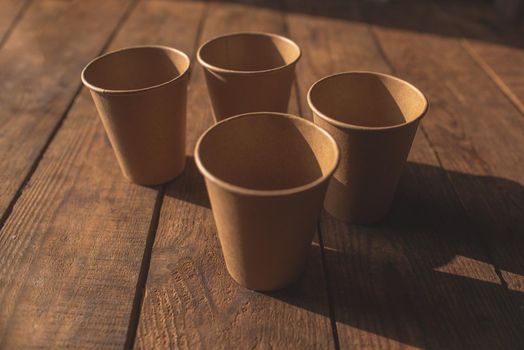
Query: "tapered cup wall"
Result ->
[[195, 113, 339, 291], [308, 72, 428, 223], [197, 32, 301, 122], [82, 46, 190, 185]]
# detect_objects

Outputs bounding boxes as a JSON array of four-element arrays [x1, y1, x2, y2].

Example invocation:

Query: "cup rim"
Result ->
[[196, 32, 302, 75], [307, 71, 429, 131], [194, 112, 340, 197], [81, 45, 190, 95]]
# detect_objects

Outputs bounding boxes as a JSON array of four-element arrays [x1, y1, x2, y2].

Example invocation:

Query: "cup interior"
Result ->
[[309, 72, 427, 128], [198, 33, 300, 72], [196, 113, 338, 192], [82, 46, 189, 92]]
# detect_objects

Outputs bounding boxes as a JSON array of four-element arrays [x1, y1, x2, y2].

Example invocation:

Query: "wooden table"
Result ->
[[1, 0, 523, 348]]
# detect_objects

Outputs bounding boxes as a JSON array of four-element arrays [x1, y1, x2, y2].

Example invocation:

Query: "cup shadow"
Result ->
[[216, 0, 524, 49], [163, 153, 524, 347], [163, 155, 211, 209], [265, 161, 524, 348]]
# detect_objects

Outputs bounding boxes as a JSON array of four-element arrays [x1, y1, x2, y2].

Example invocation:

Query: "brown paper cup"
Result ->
[[81, 45, 190, 185], [195, 112, 339, 291], [197, 32, 301, 122], [308, 71, 429, 223]]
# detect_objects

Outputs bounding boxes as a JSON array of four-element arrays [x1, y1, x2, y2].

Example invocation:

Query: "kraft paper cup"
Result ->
[[197, 32, 301, 122], [195, 112, 339, 291], [81, 45, 190, 185], [308, 71, 429, 223]]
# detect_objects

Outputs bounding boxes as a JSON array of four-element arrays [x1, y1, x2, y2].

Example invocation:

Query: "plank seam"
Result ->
[[369, 15, 516, 336], [279, 0, 305, 118], [124, 185, 165, 350], [460, 39, 524, 116], [365, 23, 437, 347], [126, 2, 210, 348], [417, 128, 511, 293], [279, 1, 342, 346], [188, 0, 210, 78], [425, 0, 518, 292], [429, 0, 524, 117], [0, 0, 139, 234], [317, 222, 342, 350], [0, 0, 32, 49]]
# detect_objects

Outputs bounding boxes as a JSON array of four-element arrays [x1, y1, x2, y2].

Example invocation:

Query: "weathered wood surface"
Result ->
[[287, 0, 524, 348], [0, 0, 202, 348], [0, 0, 130, 221], [135, 1, 334, 349], [433, 0, 524, 115], [0, 0, 523, 349], [361, 0, 524, 347], [0, 0, 28, 45], [363, 0, 524, 288]]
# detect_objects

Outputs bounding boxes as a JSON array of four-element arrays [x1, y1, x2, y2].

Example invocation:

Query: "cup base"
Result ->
[[122, 162, 186, 186], [227, 270, 304, 292]]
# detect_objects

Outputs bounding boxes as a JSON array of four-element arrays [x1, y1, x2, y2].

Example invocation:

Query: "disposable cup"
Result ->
[[82, 45, 190, 185], [308, 71, 428, 223], [197, 32, 301, 122], [195, 112, 339, 290]]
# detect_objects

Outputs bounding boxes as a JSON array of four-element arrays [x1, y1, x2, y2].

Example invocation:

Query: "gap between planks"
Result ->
[[0, 0, 32, 49], [316, 221, 342, 350], [364, 5, 514, 302], [124, 2, 211, 348], [125, 187, 166, 350], [429, 0, 524, 118], [279, 1, 341, 347], [460, 38, 524, 117], [0, 0, 138, 233], [6, 0, 519, 347]]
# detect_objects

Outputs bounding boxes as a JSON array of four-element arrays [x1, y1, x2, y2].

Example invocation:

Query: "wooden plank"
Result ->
[[359, 0, 524, 347], [0, 0, 130, 221], [433, 0, 524, 115], [135, 1, 335, 349], [363, 0, 524, 285], [286, 2, 426, 348], [287, 0, 524, 348], [0, 0, 28, 45], [426, 0, 524, 295], [0, 1, 206, 348], [285, 0, 388, 117]]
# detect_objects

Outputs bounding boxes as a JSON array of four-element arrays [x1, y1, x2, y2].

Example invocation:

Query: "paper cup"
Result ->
[[308, 71, 429, 223], [197, 32, 301, 122], [195, 112, 339, 291], [81, 45, 190, 185]]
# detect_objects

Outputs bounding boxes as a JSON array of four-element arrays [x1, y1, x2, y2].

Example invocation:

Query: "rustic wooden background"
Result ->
[[0, 0, 523, 348]]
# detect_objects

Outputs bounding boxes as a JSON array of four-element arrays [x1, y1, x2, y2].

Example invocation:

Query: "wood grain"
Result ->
[[0, 0, 28, 45], [135, 1, 335, 349], [0, 0, 129, 220], [0, 0, 522, 348], [364, 0, 524, 347], [0, 1, 205, 348], [287, 0, 524, 348], [434, 0, 524, 115], [287, 2, 426, 348], [363, 0, 524, 289]]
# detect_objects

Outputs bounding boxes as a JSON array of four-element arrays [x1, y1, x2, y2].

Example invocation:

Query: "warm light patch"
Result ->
[[501, 271, 524, 293], [434, 255, 500, 284]]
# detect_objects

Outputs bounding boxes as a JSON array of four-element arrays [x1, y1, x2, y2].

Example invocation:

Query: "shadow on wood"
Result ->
[[266, 161, 524, 348], [393, 162, 524, 278], [213, 0, 524, 50], [164, 155, 211, 209]]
